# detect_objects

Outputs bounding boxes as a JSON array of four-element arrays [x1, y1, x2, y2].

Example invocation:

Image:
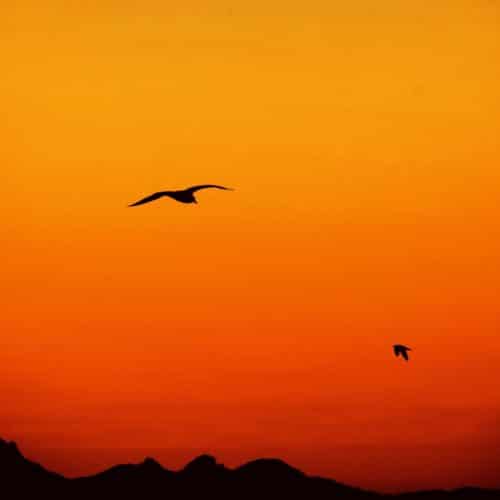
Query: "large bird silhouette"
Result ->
[[129, 185, 232, 206], [393, 344, 412, 361]]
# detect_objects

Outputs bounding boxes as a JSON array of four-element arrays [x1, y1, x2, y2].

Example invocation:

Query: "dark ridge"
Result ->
[[80, 456, 171, 481], [181, 454, 221, 473], [391, 487, 500, 499], [0, 438, 22, 459], [141, 457, 164, 469], [0, 437, 64, 484], [1, 438, 499, 500], [235, 458, 305, 479]]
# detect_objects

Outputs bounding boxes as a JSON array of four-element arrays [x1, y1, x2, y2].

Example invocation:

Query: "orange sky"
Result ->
[[1, 0, 500, 493]]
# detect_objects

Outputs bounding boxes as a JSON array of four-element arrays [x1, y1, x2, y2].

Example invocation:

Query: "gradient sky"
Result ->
[[1, 0, 500, 493]]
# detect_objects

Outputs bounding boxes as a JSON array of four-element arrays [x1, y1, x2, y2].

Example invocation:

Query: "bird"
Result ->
[[129, 185, 233, 207], [393, 344, 412, 361]]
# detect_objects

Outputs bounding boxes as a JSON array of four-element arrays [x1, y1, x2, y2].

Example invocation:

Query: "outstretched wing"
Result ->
[[186, 184, 233, 193], [393, 345, 400, 357], [401, 349, 409, 361], [129, 192, 168, 207]]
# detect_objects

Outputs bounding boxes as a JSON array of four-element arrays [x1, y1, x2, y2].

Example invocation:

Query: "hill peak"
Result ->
[[182, 454, 224, 474], [236, 458, 305, 478], [0, 439, 21, 456], [141, 457, 163, 469]]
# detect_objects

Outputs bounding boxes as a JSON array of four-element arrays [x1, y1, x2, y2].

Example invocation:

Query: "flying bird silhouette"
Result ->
[[129, 185, 232, 206], [393, 344, 412, 361]]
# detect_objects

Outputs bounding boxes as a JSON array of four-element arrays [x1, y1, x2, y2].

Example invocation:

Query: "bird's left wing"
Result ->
[[128, 192, 168, 207]]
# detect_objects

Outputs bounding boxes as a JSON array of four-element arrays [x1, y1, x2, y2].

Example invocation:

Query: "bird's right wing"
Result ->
[[402, 350, 409, 361], [128, 192, 168, 207], [187, 184, 232, 193]]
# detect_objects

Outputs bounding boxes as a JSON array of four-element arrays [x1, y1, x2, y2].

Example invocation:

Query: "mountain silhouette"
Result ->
[[1, 438, 499, 499], [0, 438, 63, 487]]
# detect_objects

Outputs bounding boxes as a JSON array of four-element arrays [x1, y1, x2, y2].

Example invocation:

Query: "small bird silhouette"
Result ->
[[393, 344, 412, 361], [129, 185, 232, 207]]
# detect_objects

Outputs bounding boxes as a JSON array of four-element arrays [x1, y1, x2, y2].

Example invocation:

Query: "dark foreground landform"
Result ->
[[1, 438, 499, 499]]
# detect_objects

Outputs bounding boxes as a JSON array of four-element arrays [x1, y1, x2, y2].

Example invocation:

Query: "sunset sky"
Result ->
[[2, 0, 500, 493]]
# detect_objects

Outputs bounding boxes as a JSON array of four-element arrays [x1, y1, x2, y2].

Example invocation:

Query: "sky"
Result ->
[[1, 0, 500, 493]]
